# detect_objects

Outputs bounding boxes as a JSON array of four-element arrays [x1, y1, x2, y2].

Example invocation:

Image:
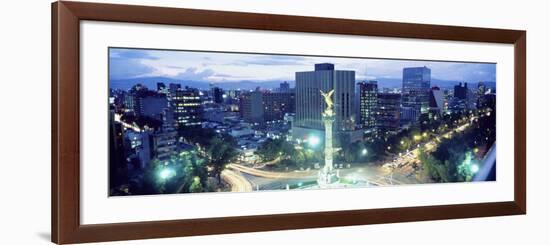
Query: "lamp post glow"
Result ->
[[470, 164, 479, 173], [308, 135, 320, 147], [361, 148, 368, 156], [159, 168, 174, 180]]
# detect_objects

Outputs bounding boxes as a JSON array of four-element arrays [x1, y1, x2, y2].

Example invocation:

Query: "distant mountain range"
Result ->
[[109, 76, 496, 91], [109, 77, 286, 91]]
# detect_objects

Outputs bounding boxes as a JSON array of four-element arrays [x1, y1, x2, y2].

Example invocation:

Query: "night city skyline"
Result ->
[[109, 47, 496, 196], [109, 48, 496, 89]]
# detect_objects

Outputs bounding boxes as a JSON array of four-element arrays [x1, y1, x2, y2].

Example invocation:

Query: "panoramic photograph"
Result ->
[[108, 47, 497, 196]]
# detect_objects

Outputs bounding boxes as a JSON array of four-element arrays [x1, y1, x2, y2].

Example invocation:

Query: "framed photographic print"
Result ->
[[52, 1, 526, 244]]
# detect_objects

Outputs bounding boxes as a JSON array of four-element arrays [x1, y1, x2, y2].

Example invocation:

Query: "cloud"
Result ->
[[213, 73, 236, 78], [175, 68, 215, 81], [108, 47, 496, 84], [427, 62, 495, 82], [109, 48, 159, 80], [208, 73, 253, 82], [110, 49, 159, 60], [355, 60, 496, 82], [165, 65, 186, 69], [228, 55, 308, 66], [109, 58, 155, 80]]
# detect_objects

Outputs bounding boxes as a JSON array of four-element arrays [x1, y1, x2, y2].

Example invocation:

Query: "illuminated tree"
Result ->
[[189, 176, 204, 193]]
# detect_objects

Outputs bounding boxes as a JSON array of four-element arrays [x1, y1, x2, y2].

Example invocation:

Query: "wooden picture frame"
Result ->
[[51, 1, 526, 244]]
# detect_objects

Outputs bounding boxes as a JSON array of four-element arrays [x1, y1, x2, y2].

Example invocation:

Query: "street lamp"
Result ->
[[361, 148, 368, 156], [308, 135, 320, 147], [470, 164, 479, 174], [159, 168, 174, 180]]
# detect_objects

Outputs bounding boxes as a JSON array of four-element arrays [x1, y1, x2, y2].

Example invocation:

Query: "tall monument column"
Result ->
[[323, 110, 334, 173], [318, 90, 339, 187]]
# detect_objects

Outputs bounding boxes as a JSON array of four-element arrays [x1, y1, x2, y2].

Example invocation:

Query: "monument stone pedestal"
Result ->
[[317, 168, 340, 188]]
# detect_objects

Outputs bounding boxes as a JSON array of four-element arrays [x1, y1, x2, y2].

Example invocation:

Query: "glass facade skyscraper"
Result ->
[[294, 63, 356, 131], [401, 66, 431, 119]]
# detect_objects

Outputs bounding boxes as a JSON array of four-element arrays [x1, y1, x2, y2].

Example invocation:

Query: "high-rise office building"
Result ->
[[279, 81, 291, 92], [212, 87, 224, 104], [226, 90, 241, 100], [263, 91, 295, 122], [477, 82, 490, 109], [294, 63, 356, 132], [402, 66, 431, 119], [168, 83, 181, 103], [239, 90, 264, 123], [377, 93, 401, 132], [109, 108, 126, 185], [172, 87, 203, 128], [478, 93, 496, 109], [454, 82, 469, 100], [123, 84, 148, 113], [169, 83, 181, 94], [123, 93, 136, 113], [452, 82, 475, 110], [400, 106, 419, 124], [358, 81, 378, 129], [124, 84, 169, 120], [167, 82, 182, 108], [292, 63, 360, 142], [476, 82, 496, 110], [137, 92, 168, 120], [157, 82, 166, 92], [239, 89, 295, 123]]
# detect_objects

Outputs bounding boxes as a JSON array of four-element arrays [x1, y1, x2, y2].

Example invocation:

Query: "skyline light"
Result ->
[[108, 47, 497, 196], [109, 48, 497, 85]]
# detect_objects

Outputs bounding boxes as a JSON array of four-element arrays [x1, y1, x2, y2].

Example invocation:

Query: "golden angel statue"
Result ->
[[320, 89, 335, 111]]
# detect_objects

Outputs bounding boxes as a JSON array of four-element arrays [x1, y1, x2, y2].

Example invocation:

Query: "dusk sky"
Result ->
[[109, 48, 496, 83]]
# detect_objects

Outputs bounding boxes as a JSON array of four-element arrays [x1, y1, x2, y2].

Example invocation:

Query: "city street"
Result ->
[[221, 169, 253, 192], [222, 118, 478, 192]]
